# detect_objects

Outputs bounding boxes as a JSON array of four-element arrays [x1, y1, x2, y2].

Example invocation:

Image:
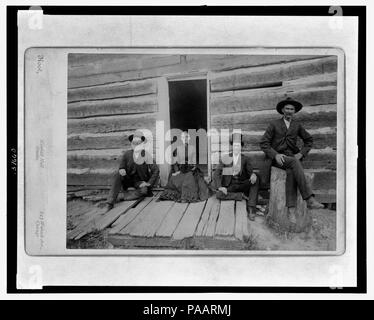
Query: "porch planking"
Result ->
[[106, 195, 252, 248]]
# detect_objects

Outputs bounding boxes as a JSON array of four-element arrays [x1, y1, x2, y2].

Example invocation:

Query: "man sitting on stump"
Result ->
[[259, 97, 324, 225], [212, 133, 260, 221], [103, 131, 160, 212]]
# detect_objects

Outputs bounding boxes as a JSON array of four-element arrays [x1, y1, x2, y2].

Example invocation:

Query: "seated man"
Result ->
[[103, 131, 159, 212], [259, 97, 324, 224], [212, 133, 259, 221]]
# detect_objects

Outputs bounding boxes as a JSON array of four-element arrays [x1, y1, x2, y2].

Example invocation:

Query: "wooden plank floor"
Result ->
[[107, 195, 252, 249]]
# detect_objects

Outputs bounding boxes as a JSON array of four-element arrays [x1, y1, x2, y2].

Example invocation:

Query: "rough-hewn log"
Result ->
[[68, 55, 330, 88], [67, 168, 116, 186], [267, 167, 313, 233], [211, 149, 336, 171], [211, 127, 337, 152], [210, 85, 337, 115], [67, 148, 335, 176], [67, 148, 159, 169], [211, 104, 337, 132], [69, 54, 181, 78], [67, 131, 157, 150], [68, 113, 157, 134], [68, 95, 158, 119], [68, 79, 157, 103], [186, 54, 322, 67], [210, 56, 337, 92]]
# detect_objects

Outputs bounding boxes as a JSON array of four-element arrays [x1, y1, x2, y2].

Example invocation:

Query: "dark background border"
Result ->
[[7, 5, 366, 294]]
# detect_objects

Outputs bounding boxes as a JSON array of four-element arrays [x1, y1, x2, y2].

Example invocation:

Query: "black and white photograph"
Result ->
[[66, 52, 340, 252], [14, 7, 365, 291]]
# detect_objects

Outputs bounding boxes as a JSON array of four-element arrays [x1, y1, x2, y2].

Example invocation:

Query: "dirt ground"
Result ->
[[67, 199, 336, 251]]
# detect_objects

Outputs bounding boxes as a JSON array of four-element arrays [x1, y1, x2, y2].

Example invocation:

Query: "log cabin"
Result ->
[[67, 53, 337, 205]]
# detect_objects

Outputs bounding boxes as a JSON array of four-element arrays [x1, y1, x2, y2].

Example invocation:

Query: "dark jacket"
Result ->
[[212, 153, 254, 189], [119, 149, 159, 187], [259, 118, 313, 187]]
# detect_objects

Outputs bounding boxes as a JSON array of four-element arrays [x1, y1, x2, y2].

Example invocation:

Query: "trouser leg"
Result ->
[[247, 174, 260, 207], [274, 156, 313, 200], [106, 171, 123, 205]]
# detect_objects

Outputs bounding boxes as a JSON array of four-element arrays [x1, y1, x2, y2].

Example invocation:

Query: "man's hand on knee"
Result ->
[[275, 154, 286, 166], [119, 169, 127, 176]]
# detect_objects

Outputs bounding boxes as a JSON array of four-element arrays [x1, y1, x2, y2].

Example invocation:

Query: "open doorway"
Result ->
[[168, 79, 208, 176]]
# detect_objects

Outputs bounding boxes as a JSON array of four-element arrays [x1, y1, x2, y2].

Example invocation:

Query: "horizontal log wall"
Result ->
[[67, 54, 337, 202], [67, 57, 161, 187], [209, 55, 338, 202]]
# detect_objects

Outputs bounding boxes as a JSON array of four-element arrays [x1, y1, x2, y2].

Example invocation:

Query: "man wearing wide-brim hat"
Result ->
[[103, 130, 159, 212], [259, 97, 324, 224]]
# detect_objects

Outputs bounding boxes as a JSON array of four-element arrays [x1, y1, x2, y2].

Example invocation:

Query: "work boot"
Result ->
[[306, 196, 324, 209], [247, 206, 256, 221]]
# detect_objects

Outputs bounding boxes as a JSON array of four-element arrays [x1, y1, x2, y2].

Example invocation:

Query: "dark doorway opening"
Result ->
[[168, 79, 208, 175]]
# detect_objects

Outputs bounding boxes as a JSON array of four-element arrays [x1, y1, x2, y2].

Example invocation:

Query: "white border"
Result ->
[[17, 14, 357, 289]]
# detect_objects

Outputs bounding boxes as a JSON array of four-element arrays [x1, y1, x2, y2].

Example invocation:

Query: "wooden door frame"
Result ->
[[157, 73, 211, 186]]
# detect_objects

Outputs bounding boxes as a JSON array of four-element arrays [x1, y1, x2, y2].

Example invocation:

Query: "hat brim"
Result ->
[[276, 100, 303, 114]]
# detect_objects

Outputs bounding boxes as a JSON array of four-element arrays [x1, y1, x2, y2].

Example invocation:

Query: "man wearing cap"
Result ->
[[212, 133, 260, 221], [103, 131, 160, 212], [260, 97, 324, 224]]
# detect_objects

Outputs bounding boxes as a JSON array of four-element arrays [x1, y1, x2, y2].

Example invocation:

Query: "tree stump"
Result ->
[[266, 166, 313, 233]]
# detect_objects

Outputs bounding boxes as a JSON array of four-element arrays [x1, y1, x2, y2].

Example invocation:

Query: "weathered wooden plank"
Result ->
[[90, 200, 137, 231], [68, 95, 158, 119], [131, 200, 175, 237], [235, 200, 249, 241], [67, 168, 115, 186], [67, 148, 158, 170], [68, 131, 133, 151], [210, 56, 337, 92], [186, 54, 321, 67], [202, 199, 220, 237], [210, 85, 337, 115], [215, 200, 236, 237], [172, 201, 207, 240], [155, 202, 189, 237], [109, 196, 155, 234], [68, 149, 123, 169], [308, 169, 337, 190], [67, 130, 157, 150], [195, 197, 217, 236], [67, 207, 102, 240], [120, 196, 161, 235], [69, 54, 181, 78], [68, 113, 157, 135], [69, 55, 329, 88], [68, 79, 157, 103], [108, 234, 249, 249], [211, 104, 336, 132]]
